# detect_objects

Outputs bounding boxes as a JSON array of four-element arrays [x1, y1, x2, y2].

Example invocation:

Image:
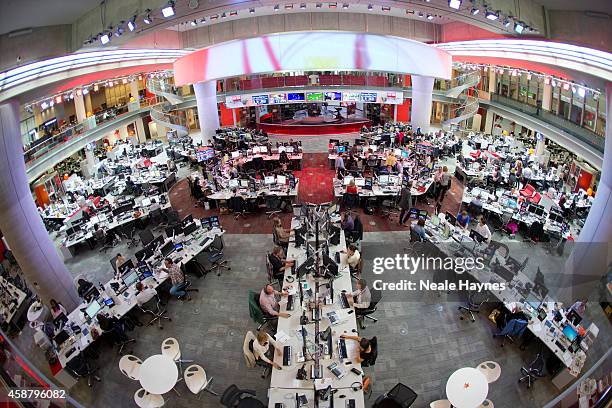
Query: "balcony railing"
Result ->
[[228, 74, 394, 92], [490, 94, 605, 153]]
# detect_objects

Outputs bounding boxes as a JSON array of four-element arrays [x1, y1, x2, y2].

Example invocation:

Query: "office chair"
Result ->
[[372, 383, 418, 408], [381, 196, 399, 219], [66, 350, 101, 388], [272, 229, 288, 250], [342, 192, 359, 210], [228, 196, 249, 219], [356, 290, 382, 330], [207, 235, 231, 276], [120, 221, 140, 248], [139, 229, 154, 247], [266, 253, 281, 289], [350, 258, 363, 280], [244, 332, 272, 378], [519, 349, 545, 388], [458, 290, 489, 322], [139, 295, 170, 329], [149, 208, 163, 229], [98, 232, 119, 253], [248, 290, 278, 331], [220, 385, 263, 407], [265, 196, 283, 219]]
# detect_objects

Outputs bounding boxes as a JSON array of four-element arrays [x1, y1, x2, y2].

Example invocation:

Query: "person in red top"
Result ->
[[346, 179, 358, 194]]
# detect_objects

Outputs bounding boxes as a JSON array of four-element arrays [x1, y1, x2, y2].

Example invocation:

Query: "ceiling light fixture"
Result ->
[[94, 84, 99, 92], [143, 10, 152, 24], [200, 17, 206, 23], [470, 7, 479, 15], [230, 10, 238, 16], [100, 33, 111, 45], [316, 3, 323, 8], [503, 18, 511, 27], [274, 4, 280, 11], [448, 0, 462, 9], [285, 4, 294, 9], [578, 87, 586, 98], [191, 19, 197, 26], [544, 77, 550, 85], [514, 21, 524, 34], [300, 3, 307, 8], [485, 10, 499, 20], [127, 16, 137, 31], [427, 14, 434, 20], [342, 3, 349, 9], [367, 4, 373, 10], [328, 2, 337, 8], [161, 1, 176, 18], [418, 11, 424, 18], [55, 96, 62, 103], [221, 12, 227, 17], [249, 7, 256, 13], [382, 6, 391, 11]]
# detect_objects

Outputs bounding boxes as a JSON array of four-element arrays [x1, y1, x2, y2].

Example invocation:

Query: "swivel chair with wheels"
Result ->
[[248, 290, 278, 331], [67, 350, 101, 387], [519, 350, 545, 388], [356, 290, 382, 329], [372, 383, 418, 408], [458, 290, 489, 322], [139, 295, 170, 329], [206, 235, 231, 276], [220, 385, 263, 407]]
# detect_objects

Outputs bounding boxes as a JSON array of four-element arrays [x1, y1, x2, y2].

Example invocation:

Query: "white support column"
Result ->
[[484, 110, 494, 134], [0, 100, 79, 309], [193, 81, 220, 144], [560, 83, 612, 302], [232, 108, 237, 127], [130, 80, 139, 101], [74, 89, 86, 123], [135, 118, 147, 143], [410, 75, 434, 132], [84, 91, 93, 116], [488, 67, 496, 94], [535, 133, 546, 155], [542, 82, 553, 112], [393, 104, 398, 123]]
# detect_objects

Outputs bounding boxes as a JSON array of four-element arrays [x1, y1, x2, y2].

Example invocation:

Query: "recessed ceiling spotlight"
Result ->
[[485, 10, 499, 20], [470, 7, 479, 15], [100, 33, 111, 45], [578, 87, 586, 97], [127, 16, 137, 31], [300, 3, 307, 8], [367, 4, 373, 10], [210, 14, 219, 19], [427, 14, 434, 20], [143, 10, 152, 24], [191, 19, 197, 26], [503, 18, 511, 27], [342, 3, 349, 9], [115, 23, 124, 37], [221, 12, 227, 17], [200, 17, 206, 23], [448, 0, 461, 9], [285, 4, 294, 9], [230, 10, 238, 16], [161, 1, 176, 18], [382, 6, 391, 11], [316, 3, 323, 8], [328, 2, 337, 8], [274, 4, 280, 11], [418, 11, 424, 17], [514, 21, 524, 34]]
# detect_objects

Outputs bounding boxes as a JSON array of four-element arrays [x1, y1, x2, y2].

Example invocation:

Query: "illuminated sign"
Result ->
[[360, 92, 377, 102], [252, 94, 270, 105], [324, 91, 342, 101], [271, 93, 286, 104], [306, 92, 324, 101], [287, 92, 305, 101], [343, 92, 360, 102]]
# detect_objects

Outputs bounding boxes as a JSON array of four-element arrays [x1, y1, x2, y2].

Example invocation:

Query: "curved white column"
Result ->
[[410, 75, 434, 132], [0, 100, 79, 309], [193, 81, 220, 144], [560, 83, 612, 302]]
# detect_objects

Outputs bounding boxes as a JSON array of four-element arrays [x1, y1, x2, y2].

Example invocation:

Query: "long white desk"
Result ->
[[268, 216, 365, 408]]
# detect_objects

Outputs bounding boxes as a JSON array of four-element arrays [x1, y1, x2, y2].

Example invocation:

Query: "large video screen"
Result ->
[[306, 92, 324, 102], [252, 94, 269, 105], [287, 92, 305, 102], [360, 92, 377, 103], [343, 92, 360, 102], [271, 93, 286, 104], [324, 92, 342, 101]]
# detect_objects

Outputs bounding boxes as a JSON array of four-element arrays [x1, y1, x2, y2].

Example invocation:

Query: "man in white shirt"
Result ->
[[341, 245, 361, 271], [349, 279, 371, 310], [135, 282, 158, 306], [474, 217, 492, 243]]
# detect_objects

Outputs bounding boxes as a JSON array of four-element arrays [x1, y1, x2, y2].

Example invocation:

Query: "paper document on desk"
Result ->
[[287, 287, 298, 296], [80, 335, 89, 348], [327, 309, 351, 325], [275, 330, 290, 344]]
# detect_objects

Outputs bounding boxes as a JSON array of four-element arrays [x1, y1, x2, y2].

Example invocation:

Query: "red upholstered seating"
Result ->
[[520, 184, 541, 204], [469, 150, 481, 159]]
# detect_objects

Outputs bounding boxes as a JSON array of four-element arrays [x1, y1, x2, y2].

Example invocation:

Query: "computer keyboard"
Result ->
[[286, 295, 294, 311], [199, 237, 213, 247], [338, 339, 348, 360], [340, 292, 350, 309], [283, 345, 292, 366]]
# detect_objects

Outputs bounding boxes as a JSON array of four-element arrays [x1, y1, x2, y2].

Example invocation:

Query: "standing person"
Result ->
[[437, 166, 451, 204], [398, 183, 412, 227]]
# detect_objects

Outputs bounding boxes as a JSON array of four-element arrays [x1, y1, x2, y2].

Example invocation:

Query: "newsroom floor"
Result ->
[[15, 132, 611, 407]]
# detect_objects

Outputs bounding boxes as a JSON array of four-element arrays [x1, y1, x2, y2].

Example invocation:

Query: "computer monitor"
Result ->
[[209, 215, 220, 228], [323, 254, 338, 277], [252, 146, 261, 154], [228, 179, 239, 188], [122, 270, 139, 287], [147, 235, 164, 251], [320, 326, 332, 342], [418, 209, 428, 220], [240, 179, 249, 188], [563, 325, 578, 342], [364, 177, 373, 190], [138, 262, 153, 279], [160, 241, 176, 257], [394, 148, 402, 157], [549, 211, 564, 224], [286, 146, 294, 153], [264, 176, 276, 185], [140, 229, 154, 246], [181, 214, 193, 227], [343, 176, 354, 186], [354, 178, 365, 187], [118, 259, 135, 274], [379, 175, 389, 185], [470, 229, 486, 244], [401, 150, 409, 158], [183, 222, 198, 237], [297, 257, 315, 278], [85, 300, 102, 320], [231, 151, 240, 159], [336, 146, 346, 154], [53, 330, 70, 347], [82, 286, 100, 303], [53, 313, 68, 329], [388, 175, 399, 185], [534, 207, 545, 217], [165, 224, 183, 239], [446, 211, 457, 226], [566, 309, 582, 326], [277, 175, 287, 185]]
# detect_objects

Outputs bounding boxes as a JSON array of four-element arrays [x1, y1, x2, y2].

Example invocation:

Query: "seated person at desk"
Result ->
[[251, 331, 283, 370], [279, 150, 290, 166], [269, 246, 295, 284], [339, 334, 377, 365], [469, 195, 483, 217], [341, 211, 354, 232], [272, 218, 292, 245], [411, 218, 427, 241], [346, 179, 358, 194], [259, 284, 289, 318], [115, 253, 127, 274], [93, 223, 105, 242], [228, 162, 239, 178], [77, 278, 94, 299], [347, 279, 371, 313], [192, 177, 204, 199], [50, 299, 67, 318], [473, 217, 492, 243], [570, 299, 587, 316], [456, 210, 470, 230], [135, 282, 158, 306], [340, 244, 361, 272], [97, 314, 131, 343], [159, 258, 191, 301]]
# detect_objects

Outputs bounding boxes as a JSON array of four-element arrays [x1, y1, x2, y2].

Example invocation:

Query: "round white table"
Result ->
[[446, 367, 488, 408], [139, 354, 178, 395], [27, 302, 48, 323]]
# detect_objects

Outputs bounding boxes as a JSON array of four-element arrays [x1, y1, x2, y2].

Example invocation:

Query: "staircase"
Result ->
[[442, 70, 480, 127], [146, 77, 189, 138], [445, 71, 480, 98]]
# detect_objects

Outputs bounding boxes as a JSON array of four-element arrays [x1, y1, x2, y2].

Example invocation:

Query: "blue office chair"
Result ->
[[207, 235, 231, 276]]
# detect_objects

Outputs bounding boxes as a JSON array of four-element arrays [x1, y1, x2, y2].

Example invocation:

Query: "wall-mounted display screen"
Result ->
[[306, 92, 324, 101], [271, 93, 286, 104], [287, 92, 305, 101], [252, 94, 269, 105], [324, 92, 342, 101], [360, 92, 377, 102], [343, 92, 360, 102]]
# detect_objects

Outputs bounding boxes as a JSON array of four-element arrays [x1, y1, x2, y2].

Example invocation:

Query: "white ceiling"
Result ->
[[0, 0, 101, 35], [535, 0, 612, 13]]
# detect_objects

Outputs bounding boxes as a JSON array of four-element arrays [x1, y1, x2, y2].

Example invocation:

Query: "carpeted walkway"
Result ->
[[169, 153, 465, 234]]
